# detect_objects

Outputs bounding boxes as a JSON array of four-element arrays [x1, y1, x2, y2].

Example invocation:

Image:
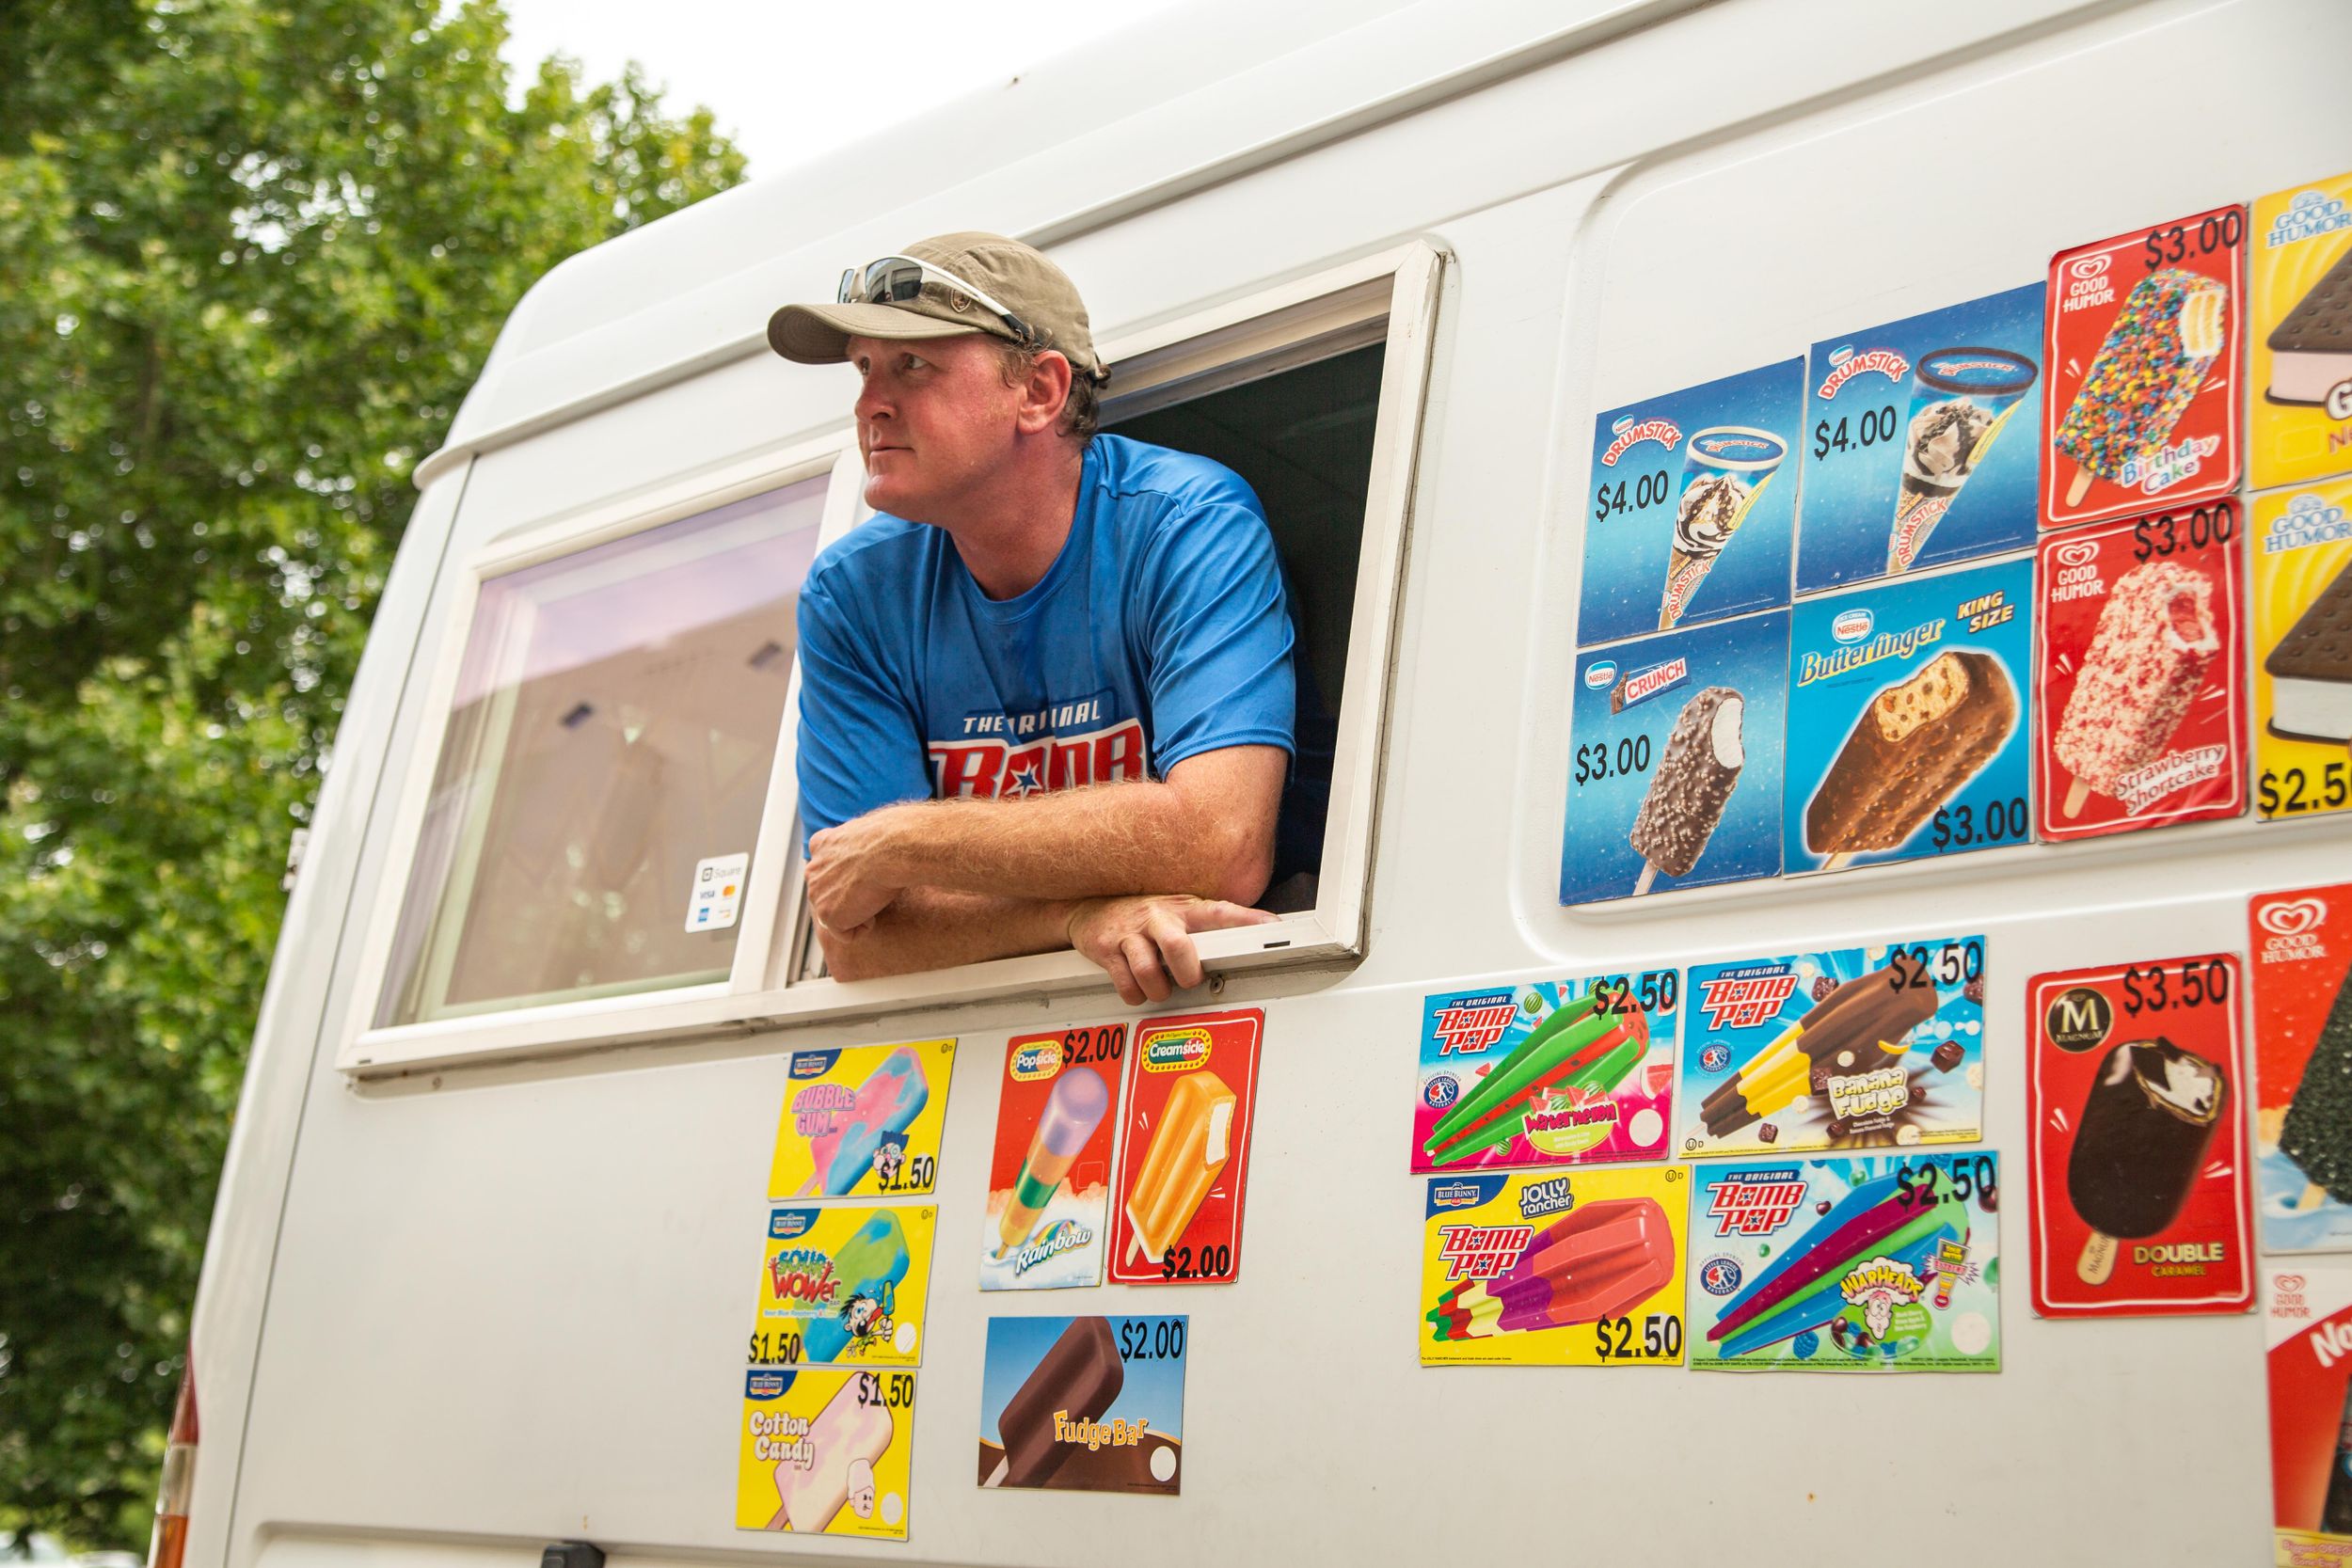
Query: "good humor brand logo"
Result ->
[[2257, 897, 2330, 965], [2268, 189, 2352, 248], [2265, 492, 2352, 554]]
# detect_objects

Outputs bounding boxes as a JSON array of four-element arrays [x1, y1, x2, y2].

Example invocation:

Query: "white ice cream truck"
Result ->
[[175, 1, 2352, 1565]]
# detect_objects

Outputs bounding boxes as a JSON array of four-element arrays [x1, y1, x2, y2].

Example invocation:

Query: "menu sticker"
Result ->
[[1686, 1153, 2001, 1373], [1677, 936, 1985, 1160], [1798, 284, 2045, 592], [2251, 885, 2352, 1255], [767, 1039, 955, 1201], [2251, 170, 2352, 491], [2266, 1261, 2352, 1564], [2033, 504, 2247, 840], [1561, 612, 1788, 903], [1420, 1166, 1688, 1368], [2255, 480, 2352, 820], [1785, 558, 2034, 873], [2026, 955, 2253, 1318], [1410, 971, 1677, 1176], [1107, 1009, 1262, 1285], [736, 1367, 914, 1538], [749, 1205, 935, 1369], [1579, 359, 1804, 646], [982, 1024, 1127, 1291], [2042, 205, 2246, 530], [977, 1315, 1186, 1495]]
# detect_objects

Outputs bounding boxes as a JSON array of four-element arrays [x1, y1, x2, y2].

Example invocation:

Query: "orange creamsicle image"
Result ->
[[1123, 1070, 1235, 1267]]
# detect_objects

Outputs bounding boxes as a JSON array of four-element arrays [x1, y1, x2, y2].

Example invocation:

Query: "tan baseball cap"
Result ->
[[767, 231, 1109, 384]]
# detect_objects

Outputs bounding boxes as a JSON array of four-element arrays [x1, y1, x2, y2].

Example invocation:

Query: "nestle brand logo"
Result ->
[[1585, 660, 1618, 689], [1832, 609, 1874, 643], [2068, 254, 2112, 281], [1010, 1042, 1061, 1082], [2055, 540, 2099, 568]]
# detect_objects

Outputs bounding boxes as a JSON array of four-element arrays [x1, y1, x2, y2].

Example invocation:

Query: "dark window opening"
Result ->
[[1107, 340, 1386, 898]]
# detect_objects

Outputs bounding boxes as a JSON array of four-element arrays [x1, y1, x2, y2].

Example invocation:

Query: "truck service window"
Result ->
[[373, 478, 826, 1027]]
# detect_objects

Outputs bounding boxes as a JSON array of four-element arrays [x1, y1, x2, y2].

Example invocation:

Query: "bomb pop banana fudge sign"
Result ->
[[981, 1024, 1127, 1291], [1560, 611, 1788, 904], [1108, 1009, 1262, 1285], [1677, 936, 1985, 1160], [2042, 206, 2246, 530], [736, 1367, 914, 1538], [2026, 955, 2253, 1319], [977, 1315, 1187, 1495], [2251, 170, 2352, 491], [2033, 505, 2247, 840], [1798, 285, 2044, 592], [1410, 971, 1677, 1175], [2255, 480, 2352, 820], [2251, 885, 2352, 1255], [768, 1039, 955, 1200], [748, 1205, 935, 1369], [1421, 1165, 1688, 1368], [1687, 1153, 2001, 1373], [1578, 359, 1803, 645], [2266, 1261, 2352, 1564], [1785, 559, 2033, 873]]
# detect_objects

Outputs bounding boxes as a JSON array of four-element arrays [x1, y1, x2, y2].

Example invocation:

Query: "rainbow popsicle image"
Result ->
[[1422, 995, 1649, 1167], [1123, 1070, 1234, 1268], [1697, 960, 1938, 1140], [1427, 1196, 1675, 1340], [798, 1047, 930, 1198], [2054, 268, 2227, 507], [800, 1211, 910, 1364], [766, 1374, 896, 1531], [996, 1067, 1111, 1258]]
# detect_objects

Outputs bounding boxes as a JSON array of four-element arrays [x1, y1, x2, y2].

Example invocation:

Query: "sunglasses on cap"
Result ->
[[837, 255, 1042, 351]]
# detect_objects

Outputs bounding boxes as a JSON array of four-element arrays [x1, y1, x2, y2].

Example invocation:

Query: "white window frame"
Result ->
[[338, 432, 866, 1073], [341, 240, 1443, 1075]]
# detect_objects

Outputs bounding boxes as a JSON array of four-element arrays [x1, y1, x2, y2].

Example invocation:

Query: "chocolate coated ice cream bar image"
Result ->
[[1804, 649, 2017, 869], [1628, 686, 1744, 895], [2066, 1036, 2225, 1286]]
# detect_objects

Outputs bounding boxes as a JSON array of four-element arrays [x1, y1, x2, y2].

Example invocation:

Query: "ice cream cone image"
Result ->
[[1657, 427, 1786, 630], [1885, 348, 2037, 575]]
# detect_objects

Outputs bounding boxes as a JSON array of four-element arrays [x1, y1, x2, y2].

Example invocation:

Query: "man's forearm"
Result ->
[[875, 781, 1260, 904], [819, 886, 1078, 983]]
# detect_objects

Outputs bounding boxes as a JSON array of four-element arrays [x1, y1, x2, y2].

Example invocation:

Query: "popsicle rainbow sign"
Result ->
[[768, 1039, 955, 1200], [1420, 1166, 1688, 1368], [1107, 1009, 1263, 1285], [1410, 971, 1677, 1174], [977, 1314, 1187, 1495], [982, 1024, 1127, 1291], [1686, 1153, 2000, 1373], [736, 1367, 915, 1538]]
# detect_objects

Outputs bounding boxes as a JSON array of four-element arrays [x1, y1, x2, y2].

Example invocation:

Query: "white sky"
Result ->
[[499, 0, 1189, 179]]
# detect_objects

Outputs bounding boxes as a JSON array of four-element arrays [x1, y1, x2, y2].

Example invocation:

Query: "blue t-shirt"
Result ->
[[794, 435, 1298, 847]]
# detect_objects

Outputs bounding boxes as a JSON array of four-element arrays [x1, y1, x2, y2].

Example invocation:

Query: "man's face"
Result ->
[[846, 332, 1023, 522]]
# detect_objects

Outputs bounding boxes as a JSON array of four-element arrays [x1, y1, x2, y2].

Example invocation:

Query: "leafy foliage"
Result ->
[[0, 0, 745, 1544]]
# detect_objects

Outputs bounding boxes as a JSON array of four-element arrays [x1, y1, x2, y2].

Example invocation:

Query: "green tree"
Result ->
[[0, 1, 746, 1545]]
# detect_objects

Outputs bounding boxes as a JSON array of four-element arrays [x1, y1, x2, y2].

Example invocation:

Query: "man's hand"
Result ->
[[1066, 894, 1276, 1006], [804, 805, 918, 932]]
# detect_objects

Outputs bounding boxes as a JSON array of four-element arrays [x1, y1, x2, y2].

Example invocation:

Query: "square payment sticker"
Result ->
[[2254, 479, 2352, 820], [1108, 1009, 1262, 1285], [2032, 504, 2247, 839], [2042, 205, 2246, 530], [2026, 955, 2253, 1318], [1561, 611, 1788, 904], [1409, 970, 1678, 1176], [1420, 1165, 1688, 1368]]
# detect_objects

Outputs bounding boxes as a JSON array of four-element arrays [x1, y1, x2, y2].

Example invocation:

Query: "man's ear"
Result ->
[[1013, 350, 1075, 436]]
